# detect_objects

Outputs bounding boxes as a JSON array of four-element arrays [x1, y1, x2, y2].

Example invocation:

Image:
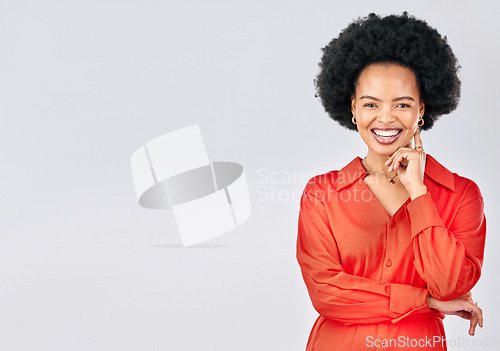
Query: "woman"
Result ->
[[296, 12, 486, 351]]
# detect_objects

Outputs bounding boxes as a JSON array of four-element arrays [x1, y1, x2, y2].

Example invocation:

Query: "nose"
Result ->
[[377, 106, 395, 124]]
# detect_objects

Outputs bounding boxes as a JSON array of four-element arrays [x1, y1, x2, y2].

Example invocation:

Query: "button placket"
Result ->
[[382, 217, 397, 279]]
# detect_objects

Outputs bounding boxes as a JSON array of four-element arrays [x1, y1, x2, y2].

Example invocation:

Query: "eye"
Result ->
[[396, 103, 411, 108], [363, 103, 376, 108]]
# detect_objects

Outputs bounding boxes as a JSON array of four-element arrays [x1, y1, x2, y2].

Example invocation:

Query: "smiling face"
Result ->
[[351, 63, 425, 156]]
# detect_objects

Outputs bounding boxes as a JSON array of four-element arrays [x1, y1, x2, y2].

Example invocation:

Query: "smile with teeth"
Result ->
[[372, 129, 402, 137]]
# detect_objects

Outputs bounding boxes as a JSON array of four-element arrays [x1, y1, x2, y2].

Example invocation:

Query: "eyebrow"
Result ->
[[360, 95, 415, 102]]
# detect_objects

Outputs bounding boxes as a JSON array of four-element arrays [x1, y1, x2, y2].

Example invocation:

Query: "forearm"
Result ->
[[299, 266, 430, 324], [407, 189, 486, 300]]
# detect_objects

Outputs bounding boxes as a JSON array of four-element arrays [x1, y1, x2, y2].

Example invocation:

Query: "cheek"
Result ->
[[407, 119, 420, 130], [401, 123, 419, 142], [355, 113, 375, 127]]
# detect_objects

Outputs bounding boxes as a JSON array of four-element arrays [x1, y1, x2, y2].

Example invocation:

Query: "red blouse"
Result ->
[[296, 154, 486, 351]]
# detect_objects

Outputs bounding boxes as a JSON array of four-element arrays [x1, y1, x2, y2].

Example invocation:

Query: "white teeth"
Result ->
[[373, 129, 400, 137]]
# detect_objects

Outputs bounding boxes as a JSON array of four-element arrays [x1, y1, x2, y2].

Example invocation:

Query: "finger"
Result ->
[[389, 152, 409, 172], [386, 147, 414, 170], [465, 302, 483, 334], [390, 155, 402, 172], [384, 148, 410, 167], [469, 314, 478, 336], [475, 304, 483, 329], [414, 128, 423, 150], [384, 156, 391, 166], [385, 154, 402, 170], [476, 302, 483, 328], [385, 151, 398, 167], [386, 150, 403, 171]]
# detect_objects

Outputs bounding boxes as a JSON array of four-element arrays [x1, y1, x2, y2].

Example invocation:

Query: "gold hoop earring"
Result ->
[[418, 118, 424, 127], [352, 116, 357, 125]]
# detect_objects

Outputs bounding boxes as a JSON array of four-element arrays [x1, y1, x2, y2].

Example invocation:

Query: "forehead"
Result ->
[[355, 63, 420, 97]]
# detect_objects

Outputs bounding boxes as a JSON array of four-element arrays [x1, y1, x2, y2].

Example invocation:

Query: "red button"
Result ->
[[386, 260, 392, 267], [391, 220, 396, 228]]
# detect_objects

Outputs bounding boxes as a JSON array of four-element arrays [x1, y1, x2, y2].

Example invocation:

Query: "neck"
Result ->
[[364, 151, 394, 176]]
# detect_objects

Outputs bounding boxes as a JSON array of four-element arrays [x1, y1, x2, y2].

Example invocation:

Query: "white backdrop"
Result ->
[[1, 1, 498, 350]]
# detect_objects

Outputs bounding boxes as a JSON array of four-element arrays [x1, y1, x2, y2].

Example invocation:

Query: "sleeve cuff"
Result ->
[[389, 284, 430, 323], [406, 192, 446, 240]]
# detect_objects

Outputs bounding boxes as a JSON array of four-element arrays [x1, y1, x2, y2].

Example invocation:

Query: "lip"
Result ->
[[371, 128, 402, 131], [371, 128, 403, 145]]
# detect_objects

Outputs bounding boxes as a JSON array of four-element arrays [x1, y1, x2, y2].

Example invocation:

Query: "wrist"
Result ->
[[409, 184, 428, 201], [426, 295, 436, 309]]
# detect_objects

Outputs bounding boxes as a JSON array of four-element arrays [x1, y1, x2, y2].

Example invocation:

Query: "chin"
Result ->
[[370, 144, 400, 156]]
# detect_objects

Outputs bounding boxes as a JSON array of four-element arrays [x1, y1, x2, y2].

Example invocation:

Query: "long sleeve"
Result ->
[[407, 180, 486, 301], [296, 187, 429, 325]]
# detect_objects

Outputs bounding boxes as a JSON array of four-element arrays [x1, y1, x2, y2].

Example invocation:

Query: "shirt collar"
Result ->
[[334, 153, 455, 192]]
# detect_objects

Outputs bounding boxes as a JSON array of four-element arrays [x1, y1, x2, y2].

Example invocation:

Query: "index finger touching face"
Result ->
[[414, 127, 423, 150]]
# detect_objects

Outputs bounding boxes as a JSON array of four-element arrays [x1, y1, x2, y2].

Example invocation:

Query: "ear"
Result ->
[[351, 95, 356, 116], [419, 101, 425, 118]]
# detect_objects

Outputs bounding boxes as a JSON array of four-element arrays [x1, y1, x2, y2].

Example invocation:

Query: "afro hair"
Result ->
[[314, 12, 461, 131]]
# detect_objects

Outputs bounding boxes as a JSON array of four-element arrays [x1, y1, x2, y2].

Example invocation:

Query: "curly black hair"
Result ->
[[314, 12, 461, 131]]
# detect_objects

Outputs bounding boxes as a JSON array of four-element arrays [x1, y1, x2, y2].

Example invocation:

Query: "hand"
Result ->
[[384, 128, 427, 200], [427, 292, 483, 336]]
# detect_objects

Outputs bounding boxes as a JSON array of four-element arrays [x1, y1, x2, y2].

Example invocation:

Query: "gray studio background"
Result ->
[[1, 1, 498, 350]]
